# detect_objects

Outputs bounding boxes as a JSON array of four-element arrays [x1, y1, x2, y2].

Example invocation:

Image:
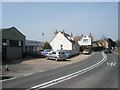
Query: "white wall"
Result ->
[[50, 32, 72, 51], [78, 35, 91, 46]]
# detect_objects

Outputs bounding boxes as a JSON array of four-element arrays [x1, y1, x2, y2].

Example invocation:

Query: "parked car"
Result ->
[[46, 51, 66, 61], [68, 50, 75, 57], [73, 50, 80, 56], [66, 50, 72, 57], [104, 48, 112, 53], [82, 49, 91, 55], [41, 49, 52, 57], [33, 51, 43, 58], [61, 50, 71, 58]]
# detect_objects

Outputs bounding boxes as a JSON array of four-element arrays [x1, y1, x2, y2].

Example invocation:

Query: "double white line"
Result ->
[[29, 52, 107, 90]]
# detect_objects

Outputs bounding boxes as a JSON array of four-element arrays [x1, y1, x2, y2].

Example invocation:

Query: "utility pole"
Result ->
[[42, 33, 45, 42], [42, 33, 45, 49]]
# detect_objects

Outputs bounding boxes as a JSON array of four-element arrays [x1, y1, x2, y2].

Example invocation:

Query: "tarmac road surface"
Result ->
[[2, 52, 119, 89]]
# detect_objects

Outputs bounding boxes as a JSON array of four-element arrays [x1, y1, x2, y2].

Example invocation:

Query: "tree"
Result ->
[[116, 40, 120, 47], [44, 42, 52, 49], [107, 38, 116, 49]]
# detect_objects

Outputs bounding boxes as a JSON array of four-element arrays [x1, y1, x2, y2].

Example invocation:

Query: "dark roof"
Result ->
[[59, 31, 75, 44], [1, 27, 26, 36], [1, 27, 15, 31]]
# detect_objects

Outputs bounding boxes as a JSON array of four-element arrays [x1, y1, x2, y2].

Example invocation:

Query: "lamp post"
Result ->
[[42, 33, 45, 42]]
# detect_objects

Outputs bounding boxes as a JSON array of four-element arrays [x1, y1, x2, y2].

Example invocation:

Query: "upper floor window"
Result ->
[[83, 39, 88, 43]]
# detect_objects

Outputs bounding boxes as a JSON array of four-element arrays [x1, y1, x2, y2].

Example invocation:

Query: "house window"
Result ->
[[19, 41, 21, 46], [6, 40, 10, 46], [83, 39, 88, 43], [61, 45, 63, 50]]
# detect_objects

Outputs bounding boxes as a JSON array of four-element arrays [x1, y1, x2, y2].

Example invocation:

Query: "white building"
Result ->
[[50, 30, 80, 51], [26, 40, 44, 55], [78, 35, 92, 46]]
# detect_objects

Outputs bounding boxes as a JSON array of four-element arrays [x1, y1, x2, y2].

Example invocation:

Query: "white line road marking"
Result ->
[[0, 77, 16, 82], [24, 73, 33, 76], [28, 52, 107, 90], [1, 73, 33, 82], [107, 62, 117, 66]]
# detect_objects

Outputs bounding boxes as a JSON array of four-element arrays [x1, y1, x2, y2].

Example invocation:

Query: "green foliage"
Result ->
[[80, 46, 104, 52], [92, 47, 104, 51], [80, 46, 93, 51], [44, 42, 52, 49], [107, 38, 116, 48]]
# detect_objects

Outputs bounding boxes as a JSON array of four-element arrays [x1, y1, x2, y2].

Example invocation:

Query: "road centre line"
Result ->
[[29, 52, 107, 90]]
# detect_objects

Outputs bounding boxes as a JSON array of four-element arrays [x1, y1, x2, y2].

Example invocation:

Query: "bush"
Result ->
[[44, 42, 52, 49], [80, 46, 93, 51], [92, 47, 104, 52], [80, 46, 104, 52]]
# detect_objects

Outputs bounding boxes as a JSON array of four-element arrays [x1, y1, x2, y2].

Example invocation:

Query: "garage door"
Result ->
[[7, 47, 22, 60]]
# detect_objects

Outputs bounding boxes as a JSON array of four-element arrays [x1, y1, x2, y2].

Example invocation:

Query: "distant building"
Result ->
[[74, 34, 93, 46], [26, 40, 44, 56], [1, 27, 26, 61], [50, 30, 80, 51], [98, 39, 109, 48]]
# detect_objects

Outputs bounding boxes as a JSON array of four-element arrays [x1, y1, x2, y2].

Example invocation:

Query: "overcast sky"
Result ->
[[2, 2, 118, 42]]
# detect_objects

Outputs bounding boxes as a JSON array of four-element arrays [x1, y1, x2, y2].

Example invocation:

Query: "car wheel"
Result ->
[[55, 58, 58, 61], [64, 59, 66, 61]]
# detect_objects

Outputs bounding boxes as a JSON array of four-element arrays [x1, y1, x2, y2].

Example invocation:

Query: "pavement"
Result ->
[[1, 54, 92, 79]]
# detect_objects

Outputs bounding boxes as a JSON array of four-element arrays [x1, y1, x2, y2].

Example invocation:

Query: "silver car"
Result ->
[[82, 49, 91, 55], [46, 51, 66, 61]]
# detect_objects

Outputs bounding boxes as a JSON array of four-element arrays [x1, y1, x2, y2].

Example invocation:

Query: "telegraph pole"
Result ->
[[42, 33, 45, 42]]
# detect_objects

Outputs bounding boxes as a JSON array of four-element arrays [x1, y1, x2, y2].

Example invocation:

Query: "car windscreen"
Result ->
[[44, 49, 51, 52], [59, 52, 65, 55]]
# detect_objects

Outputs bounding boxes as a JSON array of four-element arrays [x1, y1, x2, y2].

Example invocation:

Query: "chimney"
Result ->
[[62, 29, 65, 35], [90, 33, 92, 36], [54, 30, 58, 35], [70, 32, 73, 37]]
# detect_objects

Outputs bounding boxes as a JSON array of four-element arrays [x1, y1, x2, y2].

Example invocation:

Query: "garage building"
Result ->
[[2, 27, 26, 62], [26, 40, 44, 56]]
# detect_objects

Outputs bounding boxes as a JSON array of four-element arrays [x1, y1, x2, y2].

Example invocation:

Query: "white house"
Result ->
[[50, 30, 80, 51], [74, 35, 93, 46]]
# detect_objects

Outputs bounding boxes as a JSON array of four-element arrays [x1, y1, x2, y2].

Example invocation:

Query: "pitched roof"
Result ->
[[74, 36, 83, 41], [1, 27, 25, 36], [54, 30, 75, 44], [1, 27, 15, 32], [74, 35, 93, 41], [89, 35, 93, 39]]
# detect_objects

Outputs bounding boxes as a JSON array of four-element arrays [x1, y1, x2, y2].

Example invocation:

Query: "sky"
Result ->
[[1, 2, 118, 42]]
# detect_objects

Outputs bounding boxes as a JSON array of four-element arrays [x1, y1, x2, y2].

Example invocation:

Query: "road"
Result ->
[[2, 52, 119, 89]]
